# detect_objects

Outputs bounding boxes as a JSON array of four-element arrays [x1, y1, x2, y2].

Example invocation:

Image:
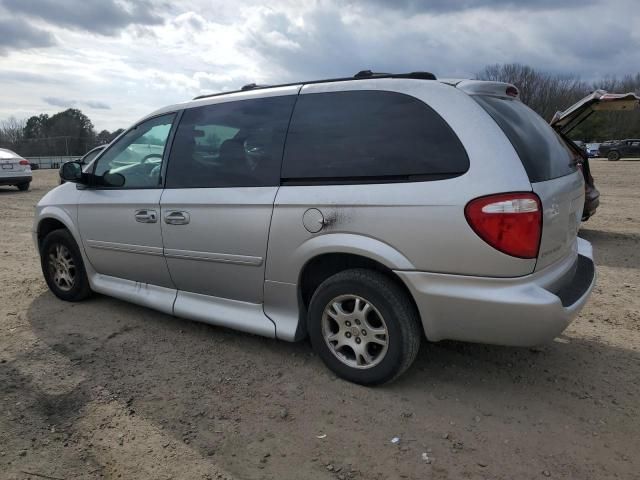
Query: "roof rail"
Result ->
[[192, 70, 437, 100], [240, 83, 270, 91]]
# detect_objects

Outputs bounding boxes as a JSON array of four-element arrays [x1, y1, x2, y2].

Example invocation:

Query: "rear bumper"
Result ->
[[396, 238, 596, 347], [0, 174, 32, 185]]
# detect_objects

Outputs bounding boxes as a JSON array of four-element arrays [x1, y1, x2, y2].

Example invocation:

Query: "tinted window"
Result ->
[[93, 114, 175, 188], [166, 96, 296, 188], [281, 90, 468, 181], [473, 96, 578, 182]]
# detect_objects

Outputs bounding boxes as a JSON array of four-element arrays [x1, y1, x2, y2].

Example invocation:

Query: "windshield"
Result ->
[[474, 95, 579, 182]]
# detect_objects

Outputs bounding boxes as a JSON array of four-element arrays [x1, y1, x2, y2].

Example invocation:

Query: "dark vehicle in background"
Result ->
[[551, 90, 640, 220], [573, 140, 586, 152], [60, 145, 106, 184], [598, 139, 640, 161], [586, 143, 600, 157]]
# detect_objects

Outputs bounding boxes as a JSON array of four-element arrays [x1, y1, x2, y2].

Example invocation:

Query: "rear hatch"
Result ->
[[472, 94, 584, 271], [550, 90, 640, 135]]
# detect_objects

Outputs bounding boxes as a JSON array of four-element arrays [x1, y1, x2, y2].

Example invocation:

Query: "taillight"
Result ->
[[465, 193, 542, 259], [19, 159, 29, 165]]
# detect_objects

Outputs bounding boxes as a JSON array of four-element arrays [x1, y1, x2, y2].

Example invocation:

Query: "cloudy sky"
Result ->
[[0, 0, 638, 131]]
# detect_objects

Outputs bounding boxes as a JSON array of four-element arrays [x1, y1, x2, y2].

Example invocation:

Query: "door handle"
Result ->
[[134, 209, 157, 223], [164, 210, 190, 225]]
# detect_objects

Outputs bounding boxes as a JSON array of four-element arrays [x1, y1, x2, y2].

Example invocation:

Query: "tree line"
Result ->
[[0, 108, 124, 157], [2, 63, 639, 158]]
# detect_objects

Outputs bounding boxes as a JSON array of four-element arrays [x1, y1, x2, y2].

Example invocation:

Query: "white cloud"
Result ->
[[0, 0, 638, 131]]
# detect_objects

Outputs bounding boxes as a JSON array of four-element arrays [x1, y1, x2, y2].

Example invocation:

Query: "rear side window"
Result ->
[[166, 95, 296, 188], [473, 96, 578, 182], [281, 90, 469, 182]]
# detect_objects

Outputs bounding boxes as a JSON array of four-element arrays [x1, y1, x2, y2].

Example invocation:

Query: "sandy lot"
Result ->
[[1, 162, 638, 480]]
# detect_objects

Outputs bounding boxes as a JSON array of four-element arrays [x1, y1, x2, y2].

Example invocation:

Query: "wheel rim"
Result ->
[[321, 294, 389, 369], [48, 244, 76, 292]]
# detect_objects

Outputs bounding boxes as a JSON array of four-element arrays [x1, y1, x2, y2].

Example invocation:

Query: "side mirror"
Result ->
[[103, 172, 126, 187], [60, 161, 83, 183]]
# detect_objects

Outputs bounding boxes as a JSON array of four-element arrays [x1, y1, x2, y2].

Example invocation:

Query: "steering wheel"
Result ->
[[141, 153, 163, 164]]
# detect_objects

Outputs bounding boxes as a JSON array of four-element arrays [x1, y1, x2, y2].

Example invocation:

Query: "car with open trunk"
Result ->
[[35, 71, 597, 384]]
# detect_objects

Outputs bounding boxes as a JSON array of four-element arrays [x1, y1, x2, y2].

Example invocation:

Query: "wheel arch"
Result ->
[[294, 252, 424, 341], [35, 207, 98, 290], [266, 233, 423, 342], [35, 208, 82, 253]]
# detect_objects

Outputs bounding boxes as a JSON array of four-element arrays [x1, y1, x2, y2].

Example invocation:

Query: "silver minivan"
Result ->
[[35, 71, 596, 384]]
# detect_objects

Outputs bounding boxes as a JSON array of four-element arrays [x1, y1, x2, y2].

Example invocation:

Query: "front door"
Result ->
[[78, 113, 176, 288], [160, 93, 297, 303]]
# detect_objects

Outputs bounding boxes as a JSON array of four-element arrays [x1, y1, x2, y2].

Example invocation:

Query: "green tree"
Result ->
[[47, 108, 95, 155]]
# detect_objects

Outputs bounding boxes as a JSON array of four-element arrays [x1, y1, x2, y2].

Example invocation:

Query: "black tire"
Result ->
[[17, 182, 30, 191], [40, 229, 92, 302], [607, 150, 620, 161], [307, 269, 422, 385]]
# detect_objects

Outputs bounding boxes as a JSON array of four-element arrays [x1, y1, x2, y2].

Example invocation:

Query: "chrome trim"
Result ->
[[85, 239, 164, 256], [134, 209, 158, 223], [164, 210, 190, 225], [163, 248, 263, 266]]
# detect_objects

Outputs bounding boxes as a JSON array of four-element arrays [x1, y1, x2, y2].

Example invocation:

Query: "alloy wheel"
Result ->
[[321, 294, 389, 369], [48, 244, 76, 292]]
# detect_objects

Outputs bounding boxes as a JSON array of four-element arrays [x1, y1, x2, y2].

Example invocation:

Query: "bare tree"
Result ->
[[476, 63, 589, 121], [0, 116, 26, 147]]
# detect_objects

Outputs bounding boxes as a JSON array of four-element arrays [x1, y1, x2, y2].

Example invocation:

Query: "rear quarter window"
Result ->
[[281, 90, 469, 182], [473, 96, 578, 182]]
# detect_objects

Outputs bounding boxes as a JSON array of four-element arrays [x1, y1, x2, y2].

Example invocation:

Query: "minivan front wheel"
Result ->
[[40, 229, 92, 302], [308, 269, 421, 385], [607, 150, 620, 161]]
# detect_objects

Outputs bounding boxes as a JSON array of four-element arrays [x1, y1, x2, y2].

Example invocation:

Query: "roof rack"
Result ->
[[192, 69, 437, 100], [240, 83, 271, 91]]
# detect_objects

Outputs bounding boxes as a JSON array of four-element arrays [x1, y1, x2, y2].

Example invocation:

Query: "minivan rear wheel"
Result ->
[[40, 229, 92, 302], [307, 269, 421, 385], [17, 182, 30, 191], [607, 150, 620, 161]]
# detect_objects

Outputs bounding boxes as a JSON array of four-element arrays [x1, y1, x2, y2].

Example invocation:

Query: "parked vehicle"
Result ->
[[60, 145, 106, 184], [550, 90, 640, 219], [598, 139, 640, 161], [36, 71, 597, 385], [586, 143, 600, 157], [573, 140, 586, 151], [0, 148, 32, 191]]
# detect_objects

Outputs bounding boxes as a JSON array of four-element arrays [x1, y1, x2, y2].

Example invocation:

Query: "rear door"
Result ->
[[474, 95, 584, 270], [625, 140, 640, 156], [160, 91, 297, 303]]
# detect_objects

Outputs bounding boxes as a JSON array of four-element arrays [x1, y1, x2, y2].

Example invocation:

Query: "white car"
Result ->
[[0, 148, 32, 191]]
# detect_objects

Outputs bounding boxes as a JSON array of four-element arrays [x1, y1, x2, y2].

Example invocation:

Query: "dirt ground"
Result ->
[[1, 162, 638, 480]]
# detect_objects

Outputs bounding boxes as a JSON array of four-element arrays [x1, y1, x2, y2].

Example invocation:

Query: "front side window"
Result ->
[[166, 95, 296, 188], [93, 114, 175, 188], [81, 148, 102, 165], [281, 90, 469, 181]]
